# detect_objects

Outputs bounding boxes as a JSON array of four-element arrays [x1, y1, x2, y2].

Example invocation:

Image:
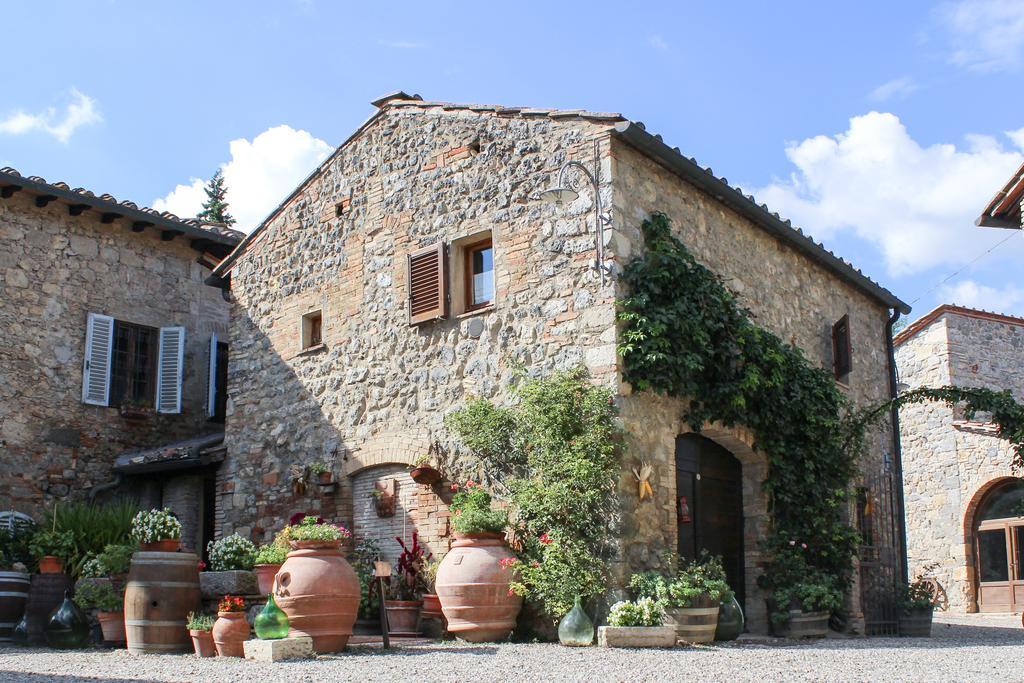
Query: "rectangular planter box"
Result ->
[[598, 625, 676, 648], [200, 570, 258, 600]]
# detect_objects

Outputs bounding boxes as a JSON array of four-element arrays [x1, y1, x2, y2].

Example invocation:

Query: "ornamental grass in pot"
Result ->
[[186, 612, 216, 657], [598, 597, 675, 648], [131, 509, 182, 552], [212, 596, 249, 657]]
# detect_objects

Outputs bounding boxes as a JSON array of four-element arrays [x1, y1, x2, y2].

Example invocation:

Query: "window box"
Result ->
[[119, 404, 153, 421]]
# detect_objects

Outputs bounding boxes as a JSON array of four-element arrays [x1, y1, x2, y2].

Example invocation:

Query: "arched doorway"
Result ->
[[675, 434, 745, 608], [973, 478, 1024, 612]]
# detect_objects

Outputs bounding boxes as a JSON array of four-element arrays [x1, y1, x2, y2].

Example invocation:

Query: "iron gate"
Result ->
[[857, 455, 901, 636]]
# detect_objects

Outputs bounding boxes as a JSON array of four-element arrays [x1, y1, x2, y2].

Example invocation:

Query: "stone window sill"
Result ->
[[455, 305, 496, 320], [296, 343, 327, 357]]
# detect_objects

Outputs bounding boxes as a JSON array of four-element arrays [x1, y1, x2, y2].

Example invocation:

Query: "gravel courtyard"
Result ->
[[0, 614, 1020, 683]]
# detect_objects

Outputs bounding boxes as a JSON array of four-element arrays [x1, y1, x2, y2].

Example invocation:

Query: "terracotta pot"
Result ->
[[38, 556, 63, 574], [317, 471, 333, 484], [421, 593, 443, 619], [384, 600, 421, 635], [124, 550, 201, 654], [97, 611, 126, 644], [436, 533, 521, 642], [189, 629, 216, 657], [140, 539, 180, 553], [212, 611, 249, 657], [274, 541, 359, 653], [410, 466, 441, 486], [254, 564, 282, 596]]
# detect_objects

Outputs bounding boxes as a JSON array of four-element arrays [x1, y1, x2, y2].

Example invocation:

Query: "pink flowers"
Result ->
[[499, 557, 515, 568], [450, 483, 459, 492], [539, 533, 553, 545]]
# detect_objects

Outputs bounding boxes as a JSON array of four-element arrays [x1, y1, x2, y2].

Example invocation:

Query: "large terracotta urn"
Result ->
[[436, 533, 521, 642], [274, 541, 359, 653], [211, 611, 249, 657]]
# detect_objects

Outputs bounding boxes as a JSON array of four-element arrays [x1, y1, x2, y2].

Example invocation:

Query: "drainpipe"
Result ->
[[88, 471, 124, 502], [886, 308, 909, 584]]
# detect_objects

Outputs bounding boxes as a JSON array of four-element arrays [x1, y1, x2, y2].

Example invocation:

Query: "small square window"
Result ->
[[465, 239, 494, 311], [302, 310, 323, 350]]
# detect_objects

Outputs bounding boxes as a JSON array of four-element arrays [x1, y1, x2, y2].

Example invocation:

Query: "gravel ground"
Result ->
[[0, 613, 1021, 683]]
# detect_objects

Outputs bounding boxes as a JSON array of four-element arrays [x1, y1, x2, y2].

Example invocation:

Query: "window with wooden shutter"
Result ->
[[407, 242, 448, 324], [832, 314, 852, 379], [81, 313, 114, 406], [156, 326, 186, 414]]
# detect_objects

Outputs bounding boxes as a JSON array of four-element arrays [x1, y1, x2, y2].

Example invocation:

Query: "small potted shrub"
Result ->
[[29, 529, 75, 574], [186, 612, 217, 657], [212, 595, 249, 657], [202, 534, 257, 598], [131, 508, 182, 552], [309, 462, 332, 485], [385, 533, 430, 636], [661, 554, 732, 644], [898, 566, 936, 637], [93, 544, 134, 583], [253, 542, 289, 596], [768, 573, 842, 638], [75, 580, 125, 644], [409, 454, 441, 486], [598, 598, 675, 648], [350, 537, 383, 635]]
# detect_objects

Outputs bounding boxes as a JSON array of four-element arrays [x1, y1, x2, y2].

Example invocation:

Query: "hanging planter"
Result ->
[[371, 480, 396, 518], [409, 455, 442, 486]]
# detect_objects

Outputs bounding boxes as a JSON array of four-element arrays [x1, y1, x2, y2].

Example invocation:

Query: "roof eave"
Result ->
[[610, 121, 911, 315]]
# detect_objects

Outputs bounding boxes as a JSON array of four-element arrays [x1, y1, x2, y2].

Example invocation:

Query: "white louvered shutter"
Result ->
[[207, 333, 217, 418], [81, 313, 114, 406], [156, 326, 186, 414]]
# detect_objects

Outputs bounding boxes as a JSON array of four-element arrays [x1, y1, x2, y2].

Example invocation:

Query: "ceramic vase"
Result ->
[[212, 611, 249, 657]]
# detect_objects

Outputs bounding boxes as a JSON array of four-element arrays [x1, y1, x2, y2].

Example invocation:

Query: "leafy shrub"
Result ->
[[75, 581, 123, 612], [449, 485, 507, 535], [206, 534, 256, 571], [39, 501, 137, 579], [253, 543, 288, 565], [665, 554, 732, 607], [186, 612, 215, 631], [899, 563, 938, 610], [629, 572, 669, 603], [277, 516, 351, 545], [131, 508, 181, 545], [0, 516, 35, 570], [607, 598, 664, 627], [95, 544, 135, 575], [80, 556, 105, 578], [348, 537, 382, 620], [29, 529, 75, 562]]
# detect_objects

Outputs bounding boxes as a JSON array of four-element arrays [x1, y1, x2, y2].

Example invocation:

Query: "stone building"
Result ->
[[210, 92, 909, 632], [896, 304, 1024, 613], [0, 167, 241, 553]]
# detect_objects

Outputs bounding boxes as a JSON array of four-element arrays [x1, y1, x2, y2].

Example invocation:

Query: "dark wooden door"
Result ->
[[676, 434, 745, 608]]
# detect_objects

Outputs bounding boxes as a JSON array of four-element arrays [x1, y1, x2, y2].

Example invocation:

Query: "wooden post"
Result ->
[[374, 560, 391, 649]]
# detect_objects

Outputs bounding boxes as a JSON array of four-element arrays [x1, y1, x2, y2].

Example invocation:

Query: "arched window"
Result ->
[[976, 479, 1024, 523]]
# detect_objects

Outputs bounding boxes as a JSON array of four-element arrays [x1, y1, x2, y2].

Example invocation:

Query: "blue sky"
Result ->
[[2, 0, 1022, 318]]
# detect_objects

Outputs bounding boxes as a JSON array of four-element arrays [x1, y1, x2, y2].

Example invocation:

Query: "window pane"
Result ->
[[472, 246, 494, 306], [1016, 527, 1024, 581], [978, 480, 1024, 521], [978, 529, 1009, 582], [108, 321, 156, 407]]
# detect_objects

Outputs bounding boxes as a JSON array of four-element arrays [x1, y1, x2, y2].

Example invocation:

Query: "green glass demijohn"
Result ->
[[714, 594, 745, 641], [254, 592, 290, 640], [11, 613, 29, 646], [557, 595, 594, 647], [43, 589, 90, 649]]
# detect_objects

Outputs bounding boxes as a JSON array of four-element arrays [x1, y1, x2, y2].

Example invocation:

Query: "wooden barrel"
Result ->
[[124, 550, 200, 654], [0, 571, 30, 642], [898, 607, 933, 637], [664, 601, 720, 644], [772, 609, 829, 638], [23, 573, 72, 644]]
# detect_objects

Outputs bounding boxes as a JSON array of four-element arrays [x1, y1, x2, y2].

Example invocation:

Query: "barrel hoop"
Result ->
[[129, 557, 198, 565], [0, 591, 29, 597], [125, 619, 186, 627], [0, 622, 15, 627], [125, 581, 198, 588]]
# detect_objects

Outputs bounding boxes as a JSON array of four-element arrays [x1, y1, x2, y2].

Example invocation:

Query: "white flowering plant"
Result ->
[[206, 534, 256, 571], [607, 598, 665, 627], [131, 508, 181, 544]]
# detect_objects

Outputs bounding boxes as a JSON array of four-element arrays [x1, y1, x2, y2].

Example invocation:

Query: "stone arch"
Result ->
[[962, 475, 1024, 612], [342, 432, 434, 476]]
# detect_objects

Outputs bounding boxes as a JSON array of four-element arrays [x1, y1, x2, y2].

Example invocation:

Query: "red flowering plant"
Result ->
[[218, 595, 246, 613], [391, 532, 431, 601]]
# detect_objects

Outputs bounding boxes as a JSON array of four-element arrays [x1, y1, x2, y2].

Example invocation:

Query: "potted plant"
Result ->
[[273, 516, 359, 653], [385, 533, 430, 636], [75, 580, 125, 644], [92, 544, 134, 584], [253, 542, 289, 596], [212, 595, 249, 657], [309, 461, 332, 485], [186, 612, 216, 657], [768, 570, 842, 638], [898, 566, 936, 637], [349, 537, 383, 635], [409, 454, 441, 486], [656, 554, 732, 644], [435, 483, 521, 642], [202, 534, 257, 598], [131, 508, 182, 552], [29, 529, 75, 574], [420, 558, 444, 634], [598, 598, 675, 648]]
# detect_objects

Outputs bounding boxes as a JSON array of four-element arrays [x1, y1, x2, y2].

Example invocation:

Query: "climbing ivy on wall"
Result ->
[[616, 212, 1024, 612]]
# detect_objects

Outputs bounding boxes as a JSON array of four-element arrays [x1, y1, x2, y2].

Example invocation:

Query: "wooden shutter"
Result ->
[[81, 313, 114, 406], [832, 314, 852, 378], [407, 242, 448, 324], [157, 326, 186, 414], [206, 333, 218, 418]]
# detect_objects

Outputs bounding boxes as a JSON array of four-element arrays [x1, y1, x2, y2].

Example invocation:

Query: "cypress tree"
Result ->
[[196, 170, 235, 226]]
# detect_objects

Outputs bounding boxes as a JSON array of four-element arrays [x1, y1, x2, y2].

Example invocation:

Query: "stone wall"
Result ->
[[608, 140, 897, 632], [897, 308, 1024, 611], [0, 192, 230, 520]]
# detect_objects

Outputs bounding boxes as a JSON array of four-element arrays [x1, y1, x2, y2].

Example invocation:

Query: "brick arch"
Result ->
[[342, 432, 434, 476], [962, 475, 1024, 612]]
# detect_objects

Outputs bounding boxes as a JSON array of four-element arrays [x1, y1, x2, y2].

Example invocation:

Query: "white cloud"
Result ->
[[379, 40, 425, 49], [0, 88, 101, 143], [939, 279, 1024, 315], [938, 0, 1024, 71], [750, 112, 1024, 276], [153, 125, 332, 232], [869, 76, 920, 102], [649, 34, 670, 52]]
